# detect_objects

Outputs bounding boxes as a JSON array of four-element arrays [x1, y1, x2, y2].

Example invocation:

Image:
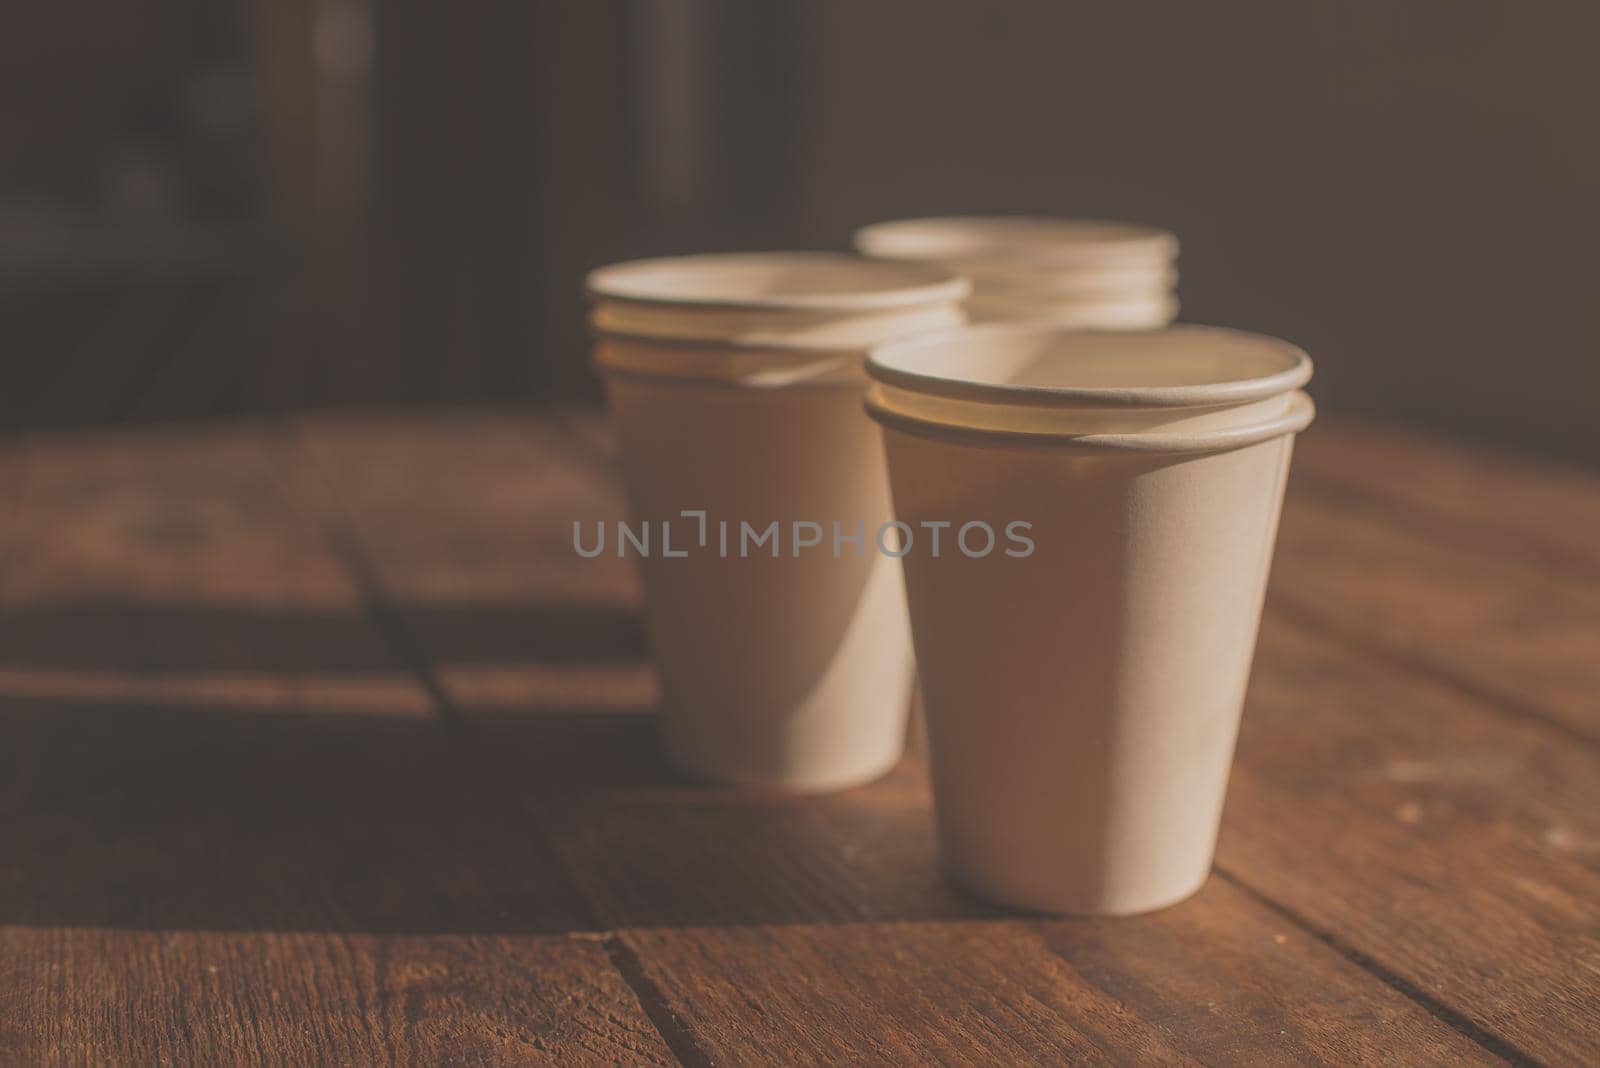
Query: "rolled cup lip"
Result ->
[[866, 322, 1312, 411], [854, 216, 1178, 268], [585, 251, 970, 313], [971, 263, 1178, 297], [866, 387, 1315, 453]]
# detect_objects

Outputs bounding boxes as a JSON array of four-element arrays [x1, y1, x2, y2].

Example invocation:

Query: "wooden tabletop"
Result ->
[[0, 411, 1595, 1066]]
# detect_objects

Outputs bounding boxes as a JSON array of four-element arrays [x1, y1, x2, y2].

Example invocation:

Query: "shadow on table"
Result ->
[[0, 602, 994, 934], [0, 598, 649, 672]]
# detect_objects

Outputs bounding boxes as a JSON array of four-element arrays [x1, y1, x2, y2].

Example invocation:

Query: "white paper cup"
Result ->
[[973, 264, 1178, 300], [855, 216, 1178, 272], [865, 324, 1313, 914], [964, 291, 1178, 328], [855, 216, 1179, 328], [588, 252, 968, 792]]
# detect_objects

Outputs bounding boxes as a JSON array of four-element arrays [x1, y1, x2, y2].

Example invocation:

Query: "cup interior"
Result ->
[[586, 251, 967, 312], [868, 324, 1311, 409]]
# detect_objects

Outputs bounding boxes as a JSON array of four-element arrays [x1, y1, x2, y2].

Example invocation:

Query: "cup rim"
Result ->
[[866, 323, 1313, 410], [585, 251, 970, 312], [963, 292, 1179, 316], [866, 387, 1315, 453], [854, 216, 1178, 267]]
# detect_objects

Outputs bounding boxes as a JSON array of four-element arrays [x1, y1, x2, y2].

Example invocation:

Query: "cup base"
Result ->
[[945, 860, 1212, 918]]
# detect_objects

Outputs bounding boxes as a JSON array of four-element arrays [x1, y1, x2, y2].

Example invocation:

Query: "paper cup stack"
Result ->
[[854, 216, 1179, 327], [865, 324, 1314, 914], [586, 252, 969, 792], [586, 236, 1319, 918]]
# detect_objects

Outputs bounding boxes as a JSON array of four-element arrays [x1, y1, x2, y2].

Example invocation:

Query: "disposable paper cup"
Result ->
[[865, 324, 1314, 914], [963, 291, 1178, 328], [973, 264, 1178, 300], [588, 252, 968, 792], [855, 216, 1177, 273], [854, 216, 1179, 328]]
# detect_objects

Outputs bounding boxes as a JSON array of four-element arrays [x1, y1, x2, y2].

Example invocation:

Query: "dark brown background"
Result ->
[[4, 1, 1597, 465]]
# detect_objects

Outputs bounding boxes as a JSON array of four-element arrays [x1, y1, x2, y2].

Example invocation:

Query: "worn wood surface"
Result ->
[[0, 412, 1595, 1065]]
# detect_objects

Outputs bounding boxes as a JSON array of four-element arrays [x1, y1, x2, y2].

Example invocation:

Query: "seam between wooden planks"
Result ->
[[521, 409, 1570, 1062], [321, 522, 702, 1064], [316, 519, 468, 730], [263, 414, 1560, 1063], [310, 507, 615, 932], [601, 934, 714, 1068], [254, 416, 468, 732], [1211, 867, 1543, 1068], [261, 415, 606, 867], [1268, 594, 1599, 750], [260, 418, 711, 1061]]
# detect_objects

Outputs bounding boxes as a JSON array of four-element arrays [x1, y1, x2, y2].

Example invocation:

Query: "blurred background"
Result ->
[[2, 1, 1596, 464]]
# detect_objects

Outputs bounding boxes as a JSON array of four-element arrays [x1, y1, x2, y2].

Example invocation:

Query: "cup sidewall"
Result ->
[[883, 426, 1297, 913], [604, 368, 914, 791]]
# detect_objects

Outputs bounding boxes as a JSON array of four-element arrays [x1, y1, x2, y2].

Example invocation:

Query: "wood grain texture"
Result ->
[[0, 423, 670, 1065], [513, 730, 1503, 1063], [0, 930, 671, 1066], [281, 412, 647, 715], [512, 618, 1597, 1065], [1271, 463, 1600, 743], [280, 411, 1597, 1064], [5, 411, 1593, 1064], [1224, 618, 1600, 1066], [621, 884, 1496, 1067], [1295, 419, 1600, 577]]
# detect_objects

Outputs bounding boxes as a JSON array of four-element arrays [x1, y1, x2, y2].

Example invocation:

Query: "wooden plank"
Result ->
[[0, 424, 400, 671], [461, 704, 1514, 1062], [360, 687, 1504, 1060], [2, 930, 670, 1066], [534, 413, 1600, 1062], [1219, 615, 1600, 1066], [281, 412, 647, 715], [1272, 470, 1600, 742], [486, 631, 1597, 1065], [0, 690, 590, 935], [1295, 419, 1600, 578], [620, 889, 1495, 1066], [282, 412, 635, 606], [288, 411, 1541, 1062], [0, 424, 671, 1064]]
